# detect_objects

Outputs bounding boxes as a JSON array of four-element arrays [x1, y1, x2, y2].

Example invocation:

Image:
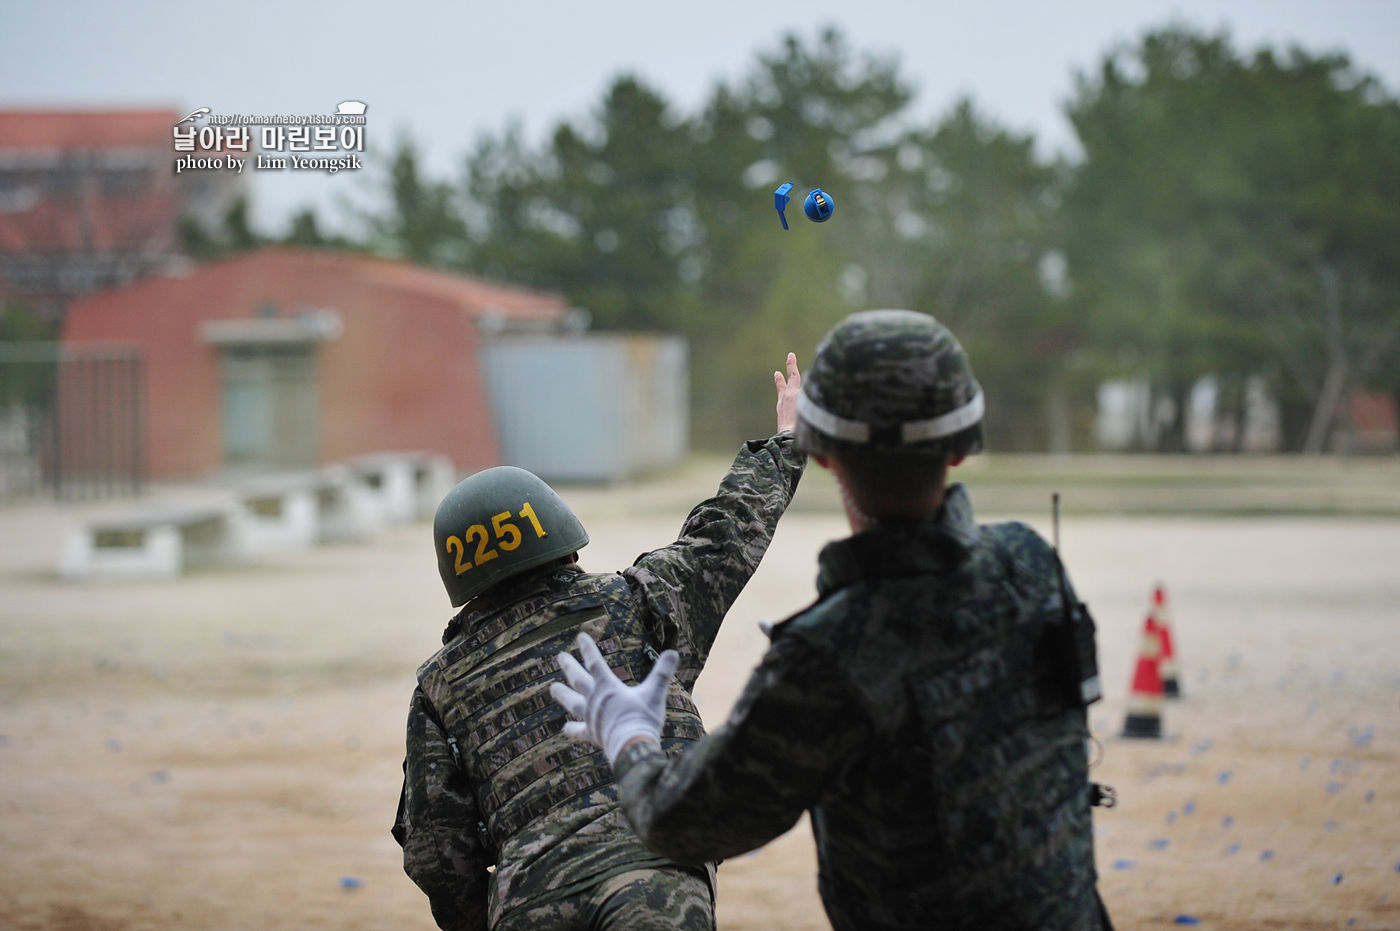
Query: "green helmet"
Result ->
[[795, 309, 984, 458], [433, 466, 589, 607]]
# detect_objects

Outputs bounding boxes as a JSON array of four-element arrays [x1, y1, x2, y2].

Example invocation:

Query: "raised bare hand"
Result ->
[[774, 352, 802, 434]]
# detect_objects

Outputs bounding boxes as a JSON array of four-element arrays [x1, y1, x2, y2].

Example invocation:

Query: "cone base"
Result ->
[[1163, 678, 1180, 698], [1121, 713, 1162, 739]]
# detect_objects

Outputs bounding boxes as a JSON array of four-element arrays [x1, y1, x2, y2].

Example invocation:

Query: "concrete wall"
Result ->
[[482, 334, 688, 482]]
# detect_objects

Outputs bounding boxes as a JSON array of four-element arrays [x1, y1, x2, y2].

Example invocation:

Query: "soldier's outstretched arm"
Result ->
[[394, 688, 491, 931], [609, 632, 868, 864], [621, 353, 806, 688]]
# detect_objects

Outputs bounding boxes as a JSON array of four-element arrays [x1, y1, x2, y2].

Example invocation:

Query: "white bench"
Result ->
[[234, 473, 322, 553], [58, 505, 248, 580], [55, 453, 458, 580], [344, 452, 456, 526], [314, 465, 387, 542]]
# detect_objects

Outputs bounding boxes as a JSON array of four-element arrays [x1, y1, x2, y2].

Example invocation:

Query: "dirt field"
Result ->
[[1, 457, 1397, 930]]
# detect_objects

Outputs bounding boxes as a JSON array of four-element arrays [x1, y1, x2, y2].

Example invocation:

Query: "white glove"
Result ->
[[550, 632, 679, 765]]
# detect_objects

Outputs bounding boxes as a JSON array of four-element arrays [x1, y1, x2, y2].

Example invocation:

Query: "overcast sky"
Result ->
[[3, 0, 1396, 235]]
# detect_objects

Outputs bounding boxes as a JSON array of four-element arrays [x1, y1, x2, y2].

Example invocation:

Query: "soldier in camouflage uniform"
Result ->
[[553, 310, 1111, 931], [393, 354, 807, 931]]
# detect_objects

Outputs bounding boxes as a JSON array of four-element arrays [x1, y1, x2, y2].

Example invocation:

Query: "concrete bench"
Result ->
[[314, 465, 387, 543], [343, 452, 456, 526], [236, 464, 430, 547], [234, 473, 322, 553], [58, 505, 248, 580]]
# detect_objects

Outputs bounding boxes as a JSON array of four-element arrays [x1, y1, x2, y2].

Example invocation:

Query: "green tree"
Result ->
[[371, 139, 467, 266], [222, 196, 262, 251], [0, 297, 59, 407], [0, 297, 58, 342], [679, 29, 924, 445], [449, 29, 1076, 450], [847, 100, 1074, 450], [464, 77, 700, 330], [1065, 28, 1400, 451]]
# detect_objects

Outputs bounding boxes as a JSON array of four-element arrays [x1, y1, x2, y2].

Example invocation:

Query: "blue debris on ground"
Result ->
[[1350, 725, 1375, 749], [149, 770, 169, 784], [1260, 850, 1275, 862], [1166, 811, 1177, 824], [1325, 819, 1338, 832], [1183, 801, 1196, 816], [1226, 843, 1241, 856], [339, 877, 363, 889], [1113, 860, 1135, 870], [1148, 839, 1169, 850], [1221, 815, 1234, 829], [1327, 781, 1343, 794], [1332, 873, 1343, 885], [1173, 916, 1202, 926], [1216, 770, 1231, 785]]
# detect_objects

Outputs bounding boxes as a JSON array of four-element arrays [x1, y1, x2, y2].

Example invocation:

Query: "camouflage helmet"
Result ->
[[433, 466, 589, 607], [795, 309, 984, 457]]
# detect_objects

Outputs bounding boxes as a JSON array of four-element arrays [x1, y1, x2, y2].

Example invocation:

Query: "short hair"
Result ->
[[834, 450, 949, 513]]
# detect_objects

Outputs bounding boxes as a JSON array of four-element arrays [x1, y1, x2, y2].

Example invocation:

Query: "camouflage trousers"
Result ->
[[494, 866, 714, 931]]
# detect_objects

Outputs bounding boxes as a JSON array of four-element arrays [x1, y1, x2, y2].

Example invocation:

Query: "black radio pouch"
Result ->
[[1051, 554, 1103, 710], [1050, 554, 1116, 815]]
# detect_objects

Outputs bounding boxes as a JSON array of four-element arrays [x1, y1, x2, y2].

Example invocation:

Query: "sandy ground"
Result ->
[[1, 462, 1397, 930]]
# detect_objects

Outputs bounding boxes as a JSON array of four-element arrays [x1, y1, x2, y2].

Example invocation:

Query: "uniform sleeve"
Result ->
[[393, 687, 491, 931], [621, 432, 805, 689], [611, 632, 867, 865]]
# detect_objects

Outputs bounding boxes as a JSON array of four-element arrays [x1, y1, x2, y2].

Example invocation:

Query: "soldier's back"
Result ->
[[782, 517, 1099, 931], [417, 564, 705, 924]]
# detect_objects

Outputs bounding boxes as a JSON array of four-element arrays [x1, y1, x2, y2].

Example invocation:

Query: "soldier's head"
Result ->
[[794, 309, 983, 527], [432, 466, 589, 607]]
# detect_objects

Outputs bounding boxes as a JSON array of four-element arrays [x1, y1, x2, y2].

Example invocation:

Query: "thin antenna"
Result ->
[[1052, 492, 1061, 552]]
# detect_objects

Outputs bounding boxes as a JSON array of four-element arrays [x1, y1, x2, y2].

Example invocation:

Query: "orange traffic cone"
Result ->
[[1122, 620, 1164, 739], [1146, 584, 1181, 698]]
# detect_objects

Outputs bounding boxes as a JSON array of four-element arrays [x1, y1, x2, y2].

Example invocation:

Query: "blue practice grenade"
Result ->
[[774, 183, 836, 229], [803, 188, 834, 222]]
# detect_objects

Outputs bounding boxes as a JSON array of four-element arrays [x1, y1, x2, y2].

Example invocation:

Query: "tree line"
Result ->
[[185, 26, 1400, 453]]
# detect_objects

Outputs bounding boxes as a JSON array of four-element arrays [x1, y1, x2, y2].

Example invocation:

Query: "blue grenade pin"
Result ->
[[774, 182, 794, 230], [804, 187, 834, 222]]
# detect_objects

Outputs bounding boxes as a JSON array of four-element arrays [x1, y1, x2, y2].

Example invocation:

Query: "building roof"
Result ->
[[0, 110, 183, 301], [67, 245, 570, 323], [0, 109, 178, 152]]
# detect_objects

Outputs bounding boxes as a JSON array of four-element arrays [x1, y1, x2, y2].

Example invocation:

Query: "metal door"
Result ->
[[221, 345, 318, 468]]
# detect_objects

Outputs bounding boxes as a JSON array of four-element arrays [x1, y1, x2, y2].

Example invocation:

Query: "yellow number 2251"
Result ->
[[444, 501, 548, 576]]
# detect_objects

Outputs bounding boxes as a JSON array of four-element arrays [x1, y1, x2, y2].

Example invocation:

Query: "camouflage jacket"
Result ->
[[393, 434, 806, 931], [615, 483, 1102, 931]]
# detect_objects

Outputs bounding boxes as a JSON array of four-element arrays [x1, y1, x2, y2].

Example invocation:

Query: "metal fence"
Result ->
[[0, 342, 142, 501]]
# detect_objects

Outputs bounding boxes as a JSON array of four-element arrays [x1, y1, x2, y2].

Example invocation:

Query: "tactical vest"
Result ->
[[788, 521, 1098, 929], [417, 568, 706, 852]]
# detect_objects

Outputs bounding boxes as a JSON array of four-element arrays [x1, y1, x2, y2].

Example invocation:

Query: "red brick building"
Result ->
[[62, 247, 568, 477], [0, 109, 243, 312]]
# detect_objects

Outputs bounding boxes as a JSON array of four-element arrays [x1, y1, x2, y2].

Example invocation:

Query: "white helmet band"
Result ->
[[797, 388, 984, 445]]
